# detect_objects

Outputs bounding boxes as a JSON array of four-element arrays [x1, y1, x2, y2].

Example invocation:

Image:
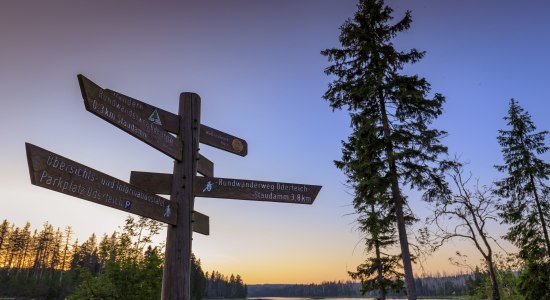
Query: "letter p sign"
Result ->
[[124, 200, 132, 210]]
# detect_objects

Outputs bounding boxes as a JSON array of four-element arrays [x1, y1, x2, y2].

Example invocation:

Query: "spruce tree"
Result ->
[[494, 99, 549, 259], [60, 226, 73, 273], [322, 1, 448, 298], [0, 220, 10, 266], [494, 99, 549, 298], [337, 120, 406, 298]]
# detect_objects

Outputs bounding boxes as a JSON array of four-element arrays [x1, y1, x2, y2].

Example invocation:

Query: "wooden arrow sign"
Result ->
[[194, 176, 321, 204], [196, 154, 214, 178], [200, 125, 248, 156], [192, 211, 209, 236], [78, 75, 183, 161], [26, 143, 177, 225]]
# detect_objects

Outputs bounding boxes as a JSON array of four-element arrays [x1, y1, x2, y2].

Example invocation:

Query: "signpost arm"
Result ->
[[162, 93, 200, 300]]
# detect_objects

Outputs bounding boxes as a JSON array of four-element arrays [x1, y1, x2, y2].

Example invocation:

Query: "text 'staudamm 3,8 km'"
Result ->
[[195, 176, 321, 204]]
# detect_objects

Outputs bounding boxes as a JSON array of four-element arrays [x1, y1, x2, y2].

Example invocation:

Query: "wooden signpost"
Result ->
[[25, 75, 322, 300]]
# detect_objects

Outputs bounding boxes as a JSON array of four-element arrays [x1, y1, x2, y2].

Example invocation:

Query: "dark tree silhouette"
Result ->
[[495, 98, 550, 259], [494, 98, 550, 298], [322, 1, 449, 298]]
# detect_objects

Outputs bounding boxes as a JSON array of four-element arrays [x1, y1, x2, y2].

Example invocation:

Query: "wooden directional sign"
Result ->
[[25, 143, 177, 225], [78, 75, 183, 161], [192, 211, 209, 236], [197, 154, 214, 178], [200, 125, 248, 156], [194, 176, 321, 204]]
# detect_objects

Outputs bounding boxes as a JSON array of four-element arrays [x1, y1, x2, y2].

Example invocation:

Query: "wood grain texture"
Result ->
[[195, 176, 321, 205], [192, 211, 209, 236], [130, 171, 172, 195], [78, 74, 183, 161], [197, 154, 214, 177], [162, 93, 200, 300], [26, 143, 177, 225]]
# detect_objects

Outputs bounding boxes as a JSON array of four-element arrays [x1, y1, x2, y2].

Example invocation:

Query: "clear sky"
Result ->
[[1, 0, 549, 284]]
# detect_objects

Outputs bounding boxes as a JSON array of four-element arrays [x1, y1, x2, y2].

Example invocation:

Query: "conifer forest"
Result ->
[[0, 217, 247, 299]]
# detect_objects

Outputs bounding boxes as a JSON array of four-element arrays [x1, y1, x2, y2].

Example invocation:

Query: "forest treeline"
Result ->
[[323, 0, 550, 299], [247, 273, 492, 298], [0, 217, 247, 299]]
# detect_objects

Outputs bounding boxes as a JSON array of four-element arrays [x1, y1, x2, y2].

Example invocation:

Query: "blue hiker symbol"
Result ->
[[164, 204, 172, 217], [203, 181, 213, 192]]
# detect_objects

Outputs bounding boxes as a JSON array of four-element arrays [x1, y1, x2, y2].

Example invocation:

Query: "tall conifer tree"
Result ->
[[494, 99, 549, 298], [322, 1, 449, 298], [0, 220, 10, 266], [495, 99, 549, 259]]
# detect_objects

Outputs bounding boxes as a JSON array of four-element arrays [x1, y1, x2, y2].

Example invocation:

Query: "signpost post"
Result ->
[[162, 92, 200, 299], [25, 75, 322, 300]]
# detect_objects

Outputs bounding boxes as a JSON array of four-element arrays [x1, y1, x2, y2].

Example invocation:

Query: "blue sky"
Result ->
[[1, 0, 548, 283]]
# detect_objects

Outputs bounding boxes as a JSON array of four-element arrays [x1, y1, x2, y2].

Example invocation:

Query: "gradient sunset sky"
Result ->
[[1, 0, 549, 284]]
